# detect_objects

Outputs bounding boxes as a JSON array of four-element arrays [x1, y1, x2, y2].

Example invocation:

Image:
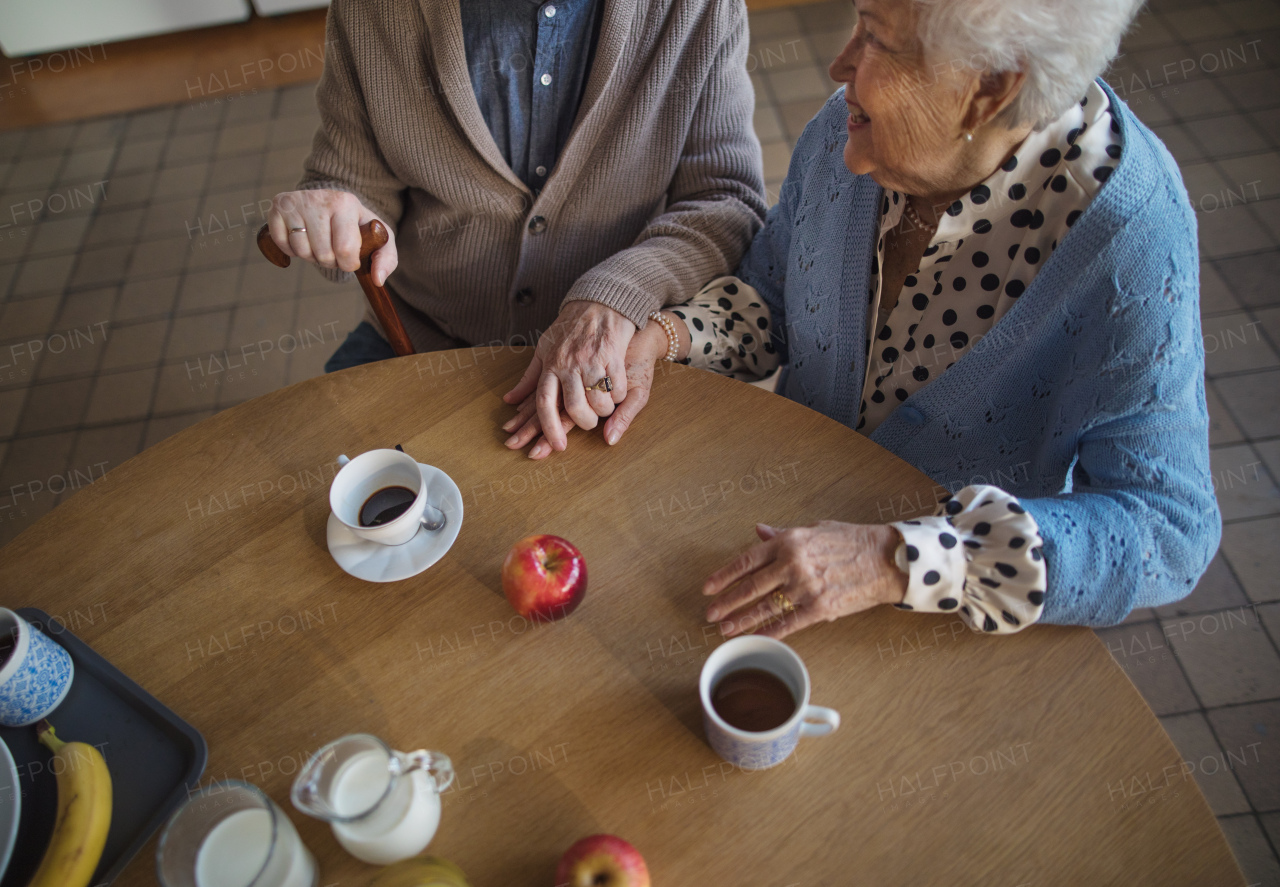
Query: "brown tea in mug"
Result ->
[[358, 486, 417, 527], [711, 667, 796, 732]]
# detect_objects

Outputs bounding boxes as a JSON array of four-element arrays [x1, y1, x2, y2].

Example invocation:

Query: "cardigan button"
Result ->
[[515, 287, 535, 305], [899, 406, 926, 425], [528, 215, 548, 234]]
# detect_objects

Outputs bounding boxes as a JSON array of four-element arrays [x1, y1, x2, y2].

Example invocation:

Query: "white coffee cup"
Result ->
[[330, 450, 446, 546], [699, 636, 840, 771]]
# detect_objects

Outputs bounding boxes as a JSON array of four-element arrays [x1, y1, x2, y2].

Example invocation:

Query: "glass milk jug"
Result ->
[[291, 734, 454, 865]]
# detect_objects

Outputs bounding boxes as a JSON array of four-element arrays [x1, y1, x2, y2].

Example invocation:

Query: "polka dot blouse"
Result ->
[[668, 81, 1122, 634]]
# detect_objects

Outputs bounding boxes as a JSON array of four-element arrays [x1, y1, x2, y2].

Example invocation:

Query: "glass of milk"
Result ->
[[157, 781, 318, 887], [291, 734, 454, 865]]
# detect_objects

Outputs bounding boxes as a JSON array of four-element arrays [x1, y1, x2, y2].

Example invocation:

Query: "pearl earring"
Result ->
[[964, 131, 974, 142]]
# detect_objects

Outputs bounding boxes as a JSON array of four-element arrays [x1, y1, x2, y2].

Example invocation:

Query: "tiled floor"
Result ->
[[2, 0, 1280, 879]]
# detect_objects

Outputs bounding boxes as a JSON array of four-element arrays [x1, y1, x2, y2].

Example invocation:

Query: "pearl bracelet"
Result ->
[[649, 311, 679, 362]]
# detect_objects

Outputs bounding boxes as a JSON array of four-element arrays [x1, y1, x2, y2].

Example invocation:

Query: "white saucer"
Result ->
[[327, 463, 464, 583], [0, 736, 18, 881]]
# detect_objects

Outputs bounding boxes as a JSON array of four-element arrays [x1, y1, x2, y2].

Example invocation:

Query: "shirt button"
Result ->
[[540, 73, 552, 86], [535, 165, 547, 177], [899, 406, 926, 425], [544, 4, 556, 16], [515, 288, 535, 305], [528, 215, 547, 234]]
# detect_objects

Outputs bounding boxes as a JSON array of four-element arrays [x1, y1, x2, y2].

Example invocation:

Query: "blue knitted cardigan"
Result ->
[[736, 80, 1218, 627]]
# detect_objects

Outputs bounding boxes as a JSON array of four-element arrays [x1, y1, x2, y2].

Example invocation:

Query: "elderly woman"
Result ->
[[507, 0, 1219, 636]]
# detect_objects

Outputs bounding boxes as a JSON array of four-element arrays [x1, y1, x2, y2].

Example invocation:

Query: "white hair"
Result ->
[[914, 0, 1144, 129]]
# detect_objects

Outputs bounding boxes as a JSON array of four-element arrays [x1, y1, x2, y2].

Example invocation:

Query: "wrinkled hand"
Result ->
[[703, 522, 907, 640], [266, 189, 397, 286], [502, 301, 636, 454], [503, 315, 668, 458]]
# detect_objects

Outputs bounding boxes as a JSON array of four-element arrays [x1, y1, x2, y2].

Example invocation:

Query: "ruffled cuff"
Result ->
[[670, 276, 779, 381], [891, 485, 1047, 634]]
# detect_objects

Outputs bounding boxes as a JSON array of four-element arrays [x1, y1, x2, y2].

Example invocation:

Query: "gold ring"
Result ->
[[771, 591, 797, 615], [587, 375, 613, 393]]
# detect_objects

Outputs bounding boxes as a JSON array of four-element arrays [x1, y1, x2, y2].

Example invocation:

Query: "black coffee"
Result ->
[[358, 486, 417, 527], [711, 667, 796, 732], [0, 632, 13, 669]]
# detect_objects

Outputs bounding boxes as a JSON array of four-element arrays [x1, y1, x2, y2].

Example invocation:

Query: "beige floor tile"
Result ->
[[177, 266, 242, 313], [55, 287, 116, 331], [35, 330, 104, 381], [1208, 701, 1280, 812], [59, 147, 116, 183], [1219, 815, 1280, 886], [0, 389, 28, 438], [1259, 602, 1280, 649], [69, 422, 146, 475], [1206, 380, 1245, 446], [114, 138, 165, 175], [807, 30, 848, 66], [0, 430, 75, 489], [143, 197, 203, 242], [84, 208, 146, 248], [127, 238, 188, 279], [83, 367, 158, 424], [238, 256, 304, 302], [115, 275, 180, 322], [761, 140, 793, 182], [778, 97, 827, 142], [100, 319, 169, 371], [27, 216, 90, 257], [1257, 439, 1280, 490], [1097, 621, 1199, 715], [1165, 607, 1280, 706], [766, 65, 834, 104], [1218, 368, 1280, 438], [1221, 516, 1280, 604], [1204, 313, 1278, 375], [1217, 0, 1280, 30], [186, 232, 253, 272], [68, 245, 132, 289], [1158, 712, 1251, 815], [143, 410, 214, 451], [16, 377, 92, 435], [166, 311, 232, 361], [1199, 262, 1240, 314], [12, 254, 75, 297], [753, 105, 784, 144], [750, 34, 818, 75], [1157, 554, 1250, 619], [216, 121, 270, 158], [285, 337, 332, 386], [152, 162, 209, 201], [228, 301, 295, 351], [1197, 204, 1273, 261], [745, 7, 802, 39], [1161, 6, 1238, 41], [1186, 115, 1271, 162], [216, 355, 290, 409], [153, 360, 222, 413], [1122, 11, 1179, 49], [1217, 152, 1280, 202], [1212, 444, 1280, 521], [0, 294, 60, 341]]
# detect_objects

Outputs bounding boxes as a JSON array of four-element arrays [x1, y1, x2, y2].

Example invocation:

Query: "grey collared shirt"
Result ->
[[461, 0, 602, 192]]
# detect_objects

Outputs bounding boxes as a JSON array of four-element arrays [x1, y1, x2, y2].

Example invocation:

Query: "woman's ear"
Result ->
[[964, 68, 1027, 132]]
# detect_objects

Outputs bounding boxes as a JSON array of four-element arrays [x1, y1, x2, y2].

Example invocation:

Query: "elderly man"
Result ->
[[265, 0, 766, 446]]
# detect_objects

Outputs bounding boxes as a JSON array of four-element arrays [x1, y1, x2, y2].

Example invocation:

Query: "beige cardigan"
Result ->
[[299, 0, 767, 351]]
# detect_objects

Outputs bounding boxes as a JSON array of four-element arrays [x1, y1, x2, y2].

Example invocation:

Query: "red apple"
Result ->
[[555, 834, 650, 887], [502, 535, 587, 622]]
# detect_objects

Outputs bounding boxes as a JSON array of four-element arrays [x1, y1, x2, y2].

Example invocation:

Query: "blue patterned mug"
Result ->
[[0, 609, 75, 727], [699, 636, 840, 771]]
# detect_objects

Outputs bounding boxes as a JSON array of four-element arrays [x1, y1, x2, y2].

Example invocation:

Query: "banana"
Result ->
[[370, 856, 472, 887], [29, 720, 113, 887]]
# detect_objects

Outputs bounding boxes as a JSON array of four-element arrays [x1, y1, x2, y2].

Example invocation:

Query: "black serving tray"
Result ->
[[0, 608, 207, 887]]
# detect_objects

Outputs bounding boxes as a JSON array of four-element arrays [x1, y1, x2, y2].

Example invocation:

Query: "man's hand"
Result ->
[[266, 189, 397, 286], [502, 302, 635, 453], [503, 309, 672, 458]]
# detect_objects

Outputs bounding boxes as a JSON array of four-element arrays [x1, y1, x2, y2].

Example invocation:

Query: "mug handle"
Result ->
[[799, 705, 840, 737], [405, 749, 454, 792], [337, 454, 350, 466]]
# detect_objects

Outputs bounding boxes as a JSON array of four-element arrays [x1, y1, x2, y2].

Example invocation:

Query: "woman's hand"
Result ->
[[704, 522, 908, 640], [503, 315, 671, 458], [266, 189, 397, 286]]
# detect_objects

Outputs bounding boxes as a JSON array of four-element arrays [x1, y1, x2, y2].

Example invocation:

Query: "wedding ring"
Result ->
[[587, 375, 613, 393], [772, 591, 797, 615], [289, 227, 307, 233]]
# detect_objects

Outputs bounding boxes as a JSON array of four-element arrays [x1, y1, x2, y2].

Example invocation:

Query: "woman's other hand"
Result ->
[[503, 313, 672, 457], [704, 522, 908, 640], [266, 189, 398, 286]]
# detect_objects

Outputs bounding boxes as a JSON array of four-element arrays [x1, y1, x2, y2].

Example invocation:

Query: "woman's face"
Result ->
[[829, 0, 974, 197]]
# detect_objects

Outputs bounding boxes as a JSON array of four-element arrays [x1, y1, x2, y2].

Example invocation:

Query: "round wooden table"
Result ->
[[3, 349, 1243, 885]]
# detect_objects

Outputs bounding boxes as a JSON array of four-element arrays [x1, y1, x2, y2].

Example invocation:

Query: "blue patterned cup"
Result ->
[[0, 609, 75, 727], [700, 636, 840, 771]]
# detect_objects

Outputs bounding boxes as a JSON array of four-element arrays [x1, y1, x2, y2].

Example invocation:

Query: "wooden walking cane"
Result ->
[[256, 221, 416, 357]]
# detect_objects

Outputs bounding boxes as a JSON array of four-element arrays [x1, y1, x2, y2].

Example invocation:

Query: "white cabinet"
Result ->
[[0, 0, 251, 57]]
